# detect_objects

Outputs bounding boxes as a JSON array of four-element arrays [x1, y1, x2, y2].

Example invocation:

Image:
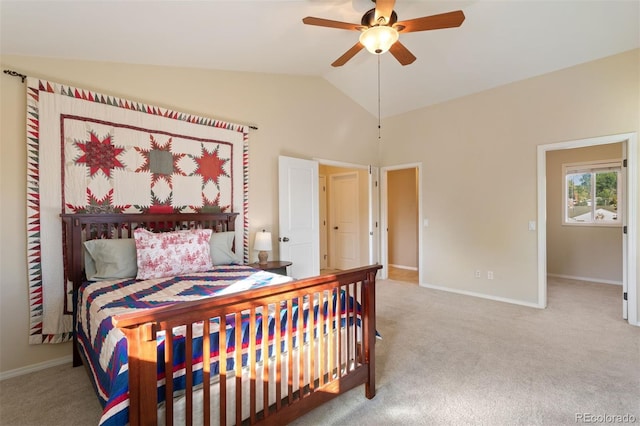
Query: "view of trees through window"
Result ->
[[565, 163, 621, 225]]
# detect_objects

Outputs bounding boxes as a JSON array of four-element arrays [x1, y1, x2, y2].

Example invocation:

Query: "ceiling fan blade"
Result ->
[[331, 43, 365, 67], [389, 41, 417, 66], [374, 0, 396, 24], [302, 16, 362, 31], [396, 10, 465, 33]]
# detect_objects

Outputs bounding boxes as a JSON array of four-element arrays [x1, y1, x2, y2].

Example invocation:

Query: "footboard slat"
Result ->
[[164, 324, 174, 426], [234, 311, 242, 426], [309, 291, 316, 395], [328, 288, 335, 385], [350, 283, 357, 367], [286, 298, 294, 405], [261, 302, 270, 421], [297, 294, 304, 400], [274, 302, 282, 411], [337, 283, 343, 378], [318, 290, 326, 388], [185, 323, 194, 426], [249, 308, 257, 424], [219, 315, 227, 426], [203, 320, 211, 426]]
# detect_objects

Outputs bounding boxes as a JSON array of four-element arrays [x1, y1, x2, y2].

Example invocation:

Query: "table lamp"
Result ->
[[254, 229, 272, 265]]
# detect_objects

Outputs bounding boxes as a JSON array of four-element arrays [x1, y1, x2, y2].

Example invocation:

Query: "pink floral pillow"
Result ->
[[134, 228, 213, 280]]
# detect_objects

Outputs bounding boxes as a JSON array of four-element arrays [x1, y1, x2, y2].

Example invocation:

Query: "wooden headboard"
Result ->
[[60, 212, 239, 293]]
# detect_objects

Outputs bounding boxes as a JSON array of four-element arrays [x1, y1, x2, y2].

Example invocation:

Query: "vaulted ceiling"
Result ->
[[1, 0, 638, 118]]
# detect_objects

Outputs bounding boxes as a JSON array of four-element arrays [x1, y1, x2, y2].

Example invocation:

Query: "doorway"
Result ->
[[381, 163, 422, 284], [279, 156, 378, 278], [318, 161, 373, 272], [537, 133, 637, 325]]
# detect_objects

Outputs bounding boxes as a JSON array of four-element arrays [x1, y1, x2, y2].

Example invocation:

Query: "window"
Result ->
[[563, 160, 622, 226]]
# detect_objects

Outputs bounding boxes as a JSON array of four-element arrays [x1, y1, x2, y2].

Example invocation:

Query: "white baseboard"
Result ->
[[547, 273, 622, 286], [389, 264, 418, 271], [419, 282, 543, 309], [0, 355, 72, 381]]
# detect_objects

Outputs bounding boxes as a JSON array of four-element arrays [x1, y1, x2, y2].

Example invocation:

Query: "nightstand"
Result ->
[[248, 261, 292, 276]]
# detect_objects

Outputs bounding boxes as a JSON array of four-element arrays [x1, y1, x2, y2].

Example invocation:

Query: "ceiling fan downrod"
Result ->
[[361, 8, 397, 27]]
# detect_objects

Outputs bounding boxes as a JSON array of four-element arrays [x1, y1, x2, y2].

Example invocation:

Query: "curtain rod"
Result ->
[[3, 68, 258, 130], [3, 69, 27, 82]]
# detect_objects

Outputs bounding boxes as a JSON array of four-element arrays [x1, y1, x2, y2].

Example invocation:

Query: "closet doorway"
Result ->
[[381, 163, 422, 284], [318, 160, 378, 273]]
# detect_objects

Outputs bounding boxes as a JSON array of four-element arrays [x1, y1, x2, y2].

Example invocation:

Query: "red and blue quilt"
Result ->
[[77, 265, 365, 426]]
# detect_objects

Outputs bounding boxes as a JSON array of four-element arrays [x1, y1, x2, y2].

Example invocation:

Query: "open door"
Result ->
[[278, 156, 319, 279], [369, 165, 380, 265], [319, 175, 328, 270], [621, 141, 628, 319]]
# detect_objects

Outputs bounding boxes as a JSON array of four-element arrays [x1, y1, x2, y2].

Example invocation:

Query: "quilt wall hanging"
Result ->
[[26, 77, 250, 344]]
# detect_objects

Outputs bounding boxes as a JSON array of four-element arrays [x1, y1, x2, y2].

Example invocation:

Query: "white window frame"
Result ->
[[562, 159, 622, 227]]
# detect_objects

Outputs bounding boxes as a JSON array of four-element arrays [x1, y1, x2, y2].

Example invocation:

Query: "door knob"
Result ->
[[333, 226, 339, 230], [282, 237, 290, 242]]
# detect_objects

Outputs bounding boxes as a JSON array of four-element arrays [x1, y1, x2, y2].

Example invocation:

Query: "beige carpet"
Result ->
[[1, 277, 638, 425]]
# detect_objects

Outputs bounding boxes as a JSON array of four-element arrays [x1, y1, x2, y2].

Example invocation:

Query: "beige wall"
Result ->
[[2, 49, 639, 375], [0, 55, 378, 374], [319, 165, 370, 268], [388, 168, 418, 268], [546, 144, 623, 282], [381, 49, 639, 308]]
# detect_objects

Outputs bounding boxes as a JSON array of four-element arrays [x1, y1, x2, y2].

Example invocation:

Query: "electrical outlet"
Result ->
[[487, 271, 494, 280], [475, 270, 481, 278]]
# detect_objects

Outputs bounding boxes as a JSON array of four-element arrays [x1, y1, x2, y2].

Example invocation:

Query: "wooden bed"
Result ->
[[61, 212, 381, 426]]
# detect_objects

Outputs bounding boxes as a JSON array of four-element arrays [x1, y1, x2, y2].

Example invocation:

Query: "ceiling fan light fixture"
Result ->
[[359, 25, 399, 55]]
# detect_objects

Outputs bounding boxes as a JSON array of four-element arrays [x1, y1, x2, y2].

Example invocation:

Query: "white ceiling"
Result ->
[[1, 0, 638, 118]]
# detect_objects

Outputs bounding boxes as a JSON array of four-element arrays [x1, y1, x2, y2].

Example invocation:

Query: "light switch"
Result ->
[[528, 221, 536, 231], [423, 219, 429, 227]]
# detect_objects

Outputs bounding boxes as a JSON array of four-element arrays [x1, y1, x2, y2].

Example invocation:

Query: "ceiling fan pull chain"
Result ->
[[378, 55, 381, 140]]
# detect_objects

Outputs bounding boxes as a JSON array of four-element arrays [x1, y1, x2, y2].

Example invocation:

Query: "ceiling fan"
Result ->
[[302, 0, 465, 67]]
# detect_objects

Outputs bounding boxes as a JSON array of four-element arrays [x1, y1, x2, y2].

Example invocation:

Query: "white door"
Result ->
[[319, 175, 328, 269], [621, 141, 628, 319], [330, 172, 359, 270], [278, 156, 319, 279], [368, 166, 380, 265]]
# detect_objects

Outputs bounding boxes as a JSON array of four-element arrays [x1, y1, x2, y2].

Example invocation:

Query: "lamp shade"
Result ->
[[254, 231, 272, 251], [359, 25, 399, 54]]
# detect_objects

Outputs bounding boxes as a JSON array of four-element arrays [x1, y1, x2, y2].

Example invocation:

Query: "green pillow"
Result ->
[[210, 232, 241, 265], [83, 238, 137, 280]]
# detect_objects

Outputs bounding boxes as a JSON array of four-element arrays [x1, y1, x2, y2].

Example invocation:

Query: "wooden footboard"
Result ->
[[116, 265, 380, 426]]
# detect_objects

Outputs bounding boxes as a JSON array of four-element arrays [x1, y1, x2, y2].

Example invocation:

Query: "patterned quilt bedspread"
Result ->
[[77, 265, 364, 426], [77, 264, 295, 426]]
